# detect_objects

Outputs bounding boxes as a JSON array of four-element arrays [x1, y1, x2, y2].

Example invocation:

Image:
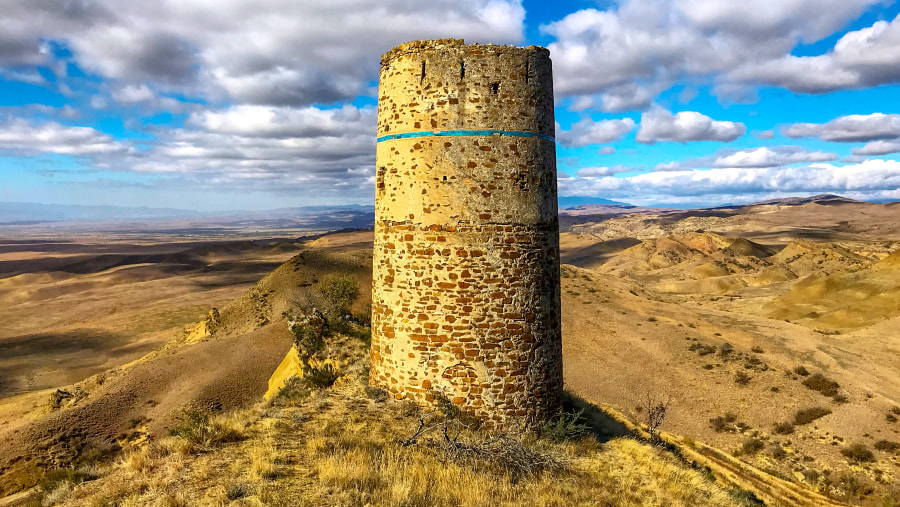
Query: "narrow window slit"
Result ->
[[420, 61, 426, 84], [460, 60, 465, 80], [490, 83, 500, 94]]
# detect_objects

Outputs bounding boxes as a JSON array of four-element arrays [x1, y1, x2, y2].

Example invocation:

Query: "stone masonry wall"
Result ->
[[370, 39, 562, 429]]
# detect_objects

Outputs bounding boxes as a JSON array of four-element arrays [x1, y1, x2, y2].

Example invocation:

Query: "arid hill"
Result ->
[[3, 194, 900, 505]]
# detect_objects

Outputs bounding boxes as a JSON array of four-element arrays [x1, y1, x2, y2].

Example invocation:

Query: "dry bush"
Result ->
[[739, 438, 765, 455], [302, 359, 342, 388], [793, 365, 810, 377], [773, 422, 795, 435], [802, 373, 840, 397], [167, 409, 247, 454], [734, 371, 751, 386], [874, 440, 900, 453], [841, 443, 875, 463], [249, 437, 279, 480], [709, 413, 738, 433], [793, 407, 832, 426]]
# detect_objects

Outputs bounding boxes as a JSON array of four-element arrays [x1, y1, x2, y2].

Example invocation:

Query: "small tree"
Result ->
[[644, 393, 670, 445]]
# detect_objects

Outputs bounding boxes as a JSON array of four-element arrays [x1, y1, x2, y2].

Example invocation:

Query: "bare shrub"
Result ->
[[734, 371, 751, 386], [643, 393, 669, 444], [442, 435, 567, 480], [793, 365, 810, 377]]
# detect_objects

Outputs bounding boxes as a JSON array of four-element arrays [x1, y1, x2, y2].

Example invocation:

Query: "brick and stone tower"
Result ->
[[370, 39, 562, 428]]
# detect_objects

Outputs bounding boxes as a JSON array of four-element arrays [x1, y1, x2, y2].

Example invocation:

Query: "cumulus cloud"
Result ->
[[559, 159, 900, 204], [577, 166, 635, 177], [0, 0, 525, 106], [636, 107, 745, 143], [852, 139, 900, 156], [541, 0, 882, 108], [754, 130, 775, 139], [111, 84, 156, 103], [710, 146, 837, 168], [782, 113, 900, 142], [0, 119, 128, 155], [729, 14, 900, 93], [557, 118, 636, 147]]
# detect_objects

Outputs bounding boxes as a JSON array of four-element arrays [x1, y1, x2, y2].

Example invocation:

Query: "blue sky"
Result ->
[[1, 0, 900, 210]]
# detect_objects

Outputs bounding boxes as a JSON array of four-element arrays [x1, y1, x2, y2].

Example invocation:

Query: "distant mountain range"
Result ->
[[0, 194, 881, 226], [558, 196, 632, 208], [0, 202, 374, 225]]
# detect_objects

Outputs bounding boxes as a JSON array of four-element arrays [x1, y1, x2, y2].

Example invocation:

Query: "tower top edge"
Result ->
[[381, 39, 549, 65]]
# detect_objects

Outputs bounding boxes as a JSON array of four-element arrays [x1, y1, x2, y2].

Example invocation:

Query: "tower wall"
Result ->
[[370, 39, 562, 428]]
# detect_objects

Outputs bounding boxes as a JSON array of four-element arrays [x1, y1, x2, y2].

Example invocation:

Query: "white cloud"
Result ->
[[729, 14, 900, 93], [559, 159, 900, 204], [0, 119, 127, 155], [598, 147, 616, 155], [636, 106, 745, 143], [0, 0, 526, 106], [111, 84, 156, 103], [541, 0, 882, 108], [852, 139, 900, 156], [754, 130, 775, 139], [189, 104, 376, 139], [577, 166, 634, 177], [711, 146, 837, 168], [557, 118, 635, 147], [783, 113, 900, 142]]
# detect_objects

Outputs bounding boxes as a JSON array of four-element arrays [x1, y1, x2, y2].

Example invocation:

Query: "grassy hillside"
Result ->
[[26, 331, 757, 507]]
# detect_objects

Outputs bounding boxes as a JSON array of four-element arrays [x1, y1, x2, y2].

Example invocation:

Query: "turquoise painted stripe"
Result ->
[[377, 129, 555, 143]]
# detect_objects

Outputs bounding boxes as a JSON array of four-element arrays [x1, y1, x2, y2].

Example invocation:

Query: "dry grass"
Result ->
[[45, 331, 746, 507]]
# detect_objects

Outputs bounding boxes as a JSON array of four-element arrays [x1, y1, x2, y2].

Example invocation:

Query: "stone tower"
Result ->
[[370, 39, 562, 428]]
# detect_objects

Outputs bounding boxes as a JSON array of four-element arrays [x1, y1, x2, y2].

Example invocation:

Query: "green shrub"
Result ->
[[538, 410, 590, 443], [793, 407, 831, 426], [302, 362, 342, 389], [841, 443, 875, 463], [433, 392, 461, 420], [317, 275, 359, 315]]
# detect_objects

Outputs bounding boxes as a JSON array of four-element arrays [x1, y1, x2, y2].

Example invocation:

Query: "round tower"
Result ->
[[370, 39, 561, 428]]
